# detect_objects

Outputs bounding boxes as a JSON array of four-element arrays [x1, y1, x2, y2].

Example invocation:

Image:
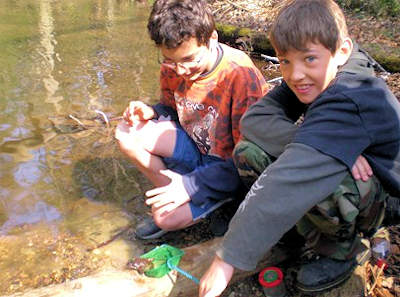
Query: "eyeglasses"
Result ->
[[158, 46, 208, 70]]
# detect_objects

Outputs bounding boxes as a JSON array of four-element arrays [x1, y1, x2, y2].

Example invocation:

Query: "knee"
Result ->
[[233, 140, 271, 175], [152, 208, 191, 231], [116, 136, 133, 152], [232, 140, 254, 167], [115, 124, 141, 155], [153, 213, 176, 231], [116, 134, 139, 158]]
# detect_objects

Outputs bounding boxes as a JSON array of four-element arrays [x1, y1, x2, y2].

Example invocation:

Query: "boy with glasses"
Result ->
[[115, 0, 268, 239]]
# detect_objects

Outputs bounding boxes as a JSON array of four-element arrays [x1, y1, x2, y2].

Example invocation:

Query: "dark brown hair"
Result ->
[[147, 0, 215, 49], [269, 0, 349, 54]]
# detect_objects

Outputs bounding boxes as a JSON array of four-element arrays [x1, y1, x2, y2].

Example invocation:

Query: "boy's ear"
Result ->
[[207, 30, 218, 48], [211, 30, 218, 41], [335, 37, 353, 67]]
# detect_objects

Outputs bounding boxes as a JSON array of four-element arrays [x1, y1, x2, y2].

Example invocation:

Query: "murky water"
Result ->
[[0, 0, 160, 294], [0, 0, 280, 294]]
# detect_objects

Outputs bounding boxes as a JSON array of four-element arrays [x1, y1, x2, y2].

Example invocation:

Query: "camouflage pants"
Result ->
[[233, 140, 387, 260]]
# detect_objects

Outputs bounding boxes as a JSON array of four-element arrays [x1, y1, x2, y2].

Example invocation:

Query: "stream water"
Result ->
[[0, 0, 279, 294], [0, 0, 160, 294]]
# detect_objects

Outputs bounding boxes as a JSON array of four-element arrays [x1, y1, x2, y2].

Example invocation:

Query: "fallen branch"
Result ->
[[8, 237, 290, 297], [225, 0, 251, 12], [369, 264, 385, 295], [68, 114, 88, 129], [86, 225, 132, 252]]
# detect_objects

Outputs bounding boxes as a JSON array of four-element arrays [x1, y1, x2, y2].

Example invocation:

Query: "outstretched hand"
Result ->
[[145, 170, 191, 213], [199, 256, 234, 297], [351, 155, 373, 182]]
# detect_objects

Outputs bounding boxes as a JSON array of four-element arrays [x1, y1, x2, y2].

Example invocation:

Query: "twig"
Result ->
[[86, 225, 132, 251], [95, 109, 110, 128], [261, 54, 280, 63], [213, 5, 225, 15], [365, 263, 371, 296], [68, 114, 88, 129], [109, 116, 123, 122], [219, 5, 233, 18], [226, 0, 251, 12], [369, 264, 385, 295], [267, 77, 283, 84]]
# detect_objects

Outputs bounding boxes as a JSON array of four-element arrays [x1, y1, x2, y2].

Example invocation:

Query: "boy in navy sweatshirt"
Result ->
[[199, 0, 400, 296]]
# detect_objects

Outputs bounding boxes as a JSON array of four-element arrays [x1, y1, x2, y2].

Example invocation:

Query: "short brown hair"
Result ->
[[147, 0, 215, 49], [269, 0, 349, 54]]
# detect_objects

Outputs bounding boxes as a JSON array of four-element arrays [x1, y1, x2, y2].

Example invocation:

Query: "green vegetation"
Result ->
[[362, 42, 400, 73], [216, 23, 272, 53], [337, 0, 400, 17]]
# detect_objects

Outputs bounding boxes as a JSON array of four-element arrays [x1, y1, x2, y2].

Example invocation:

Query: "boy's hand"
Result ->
[[351, 155, 373, 182], [199, 256, 234, 297], [145, 170, 190, 213], [123, 101, 155, 125]]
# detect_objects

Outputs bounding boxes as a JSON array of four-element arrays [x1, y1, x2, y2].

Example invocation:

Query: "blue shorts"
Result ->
[[162, 125, 232, 220]]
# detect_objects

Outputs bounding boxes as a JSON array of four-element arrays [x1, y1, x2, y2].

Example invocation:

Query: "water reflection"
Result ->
[[0, 0, 159, 294], [106, 0, 115, 31], [38, 0, 64, 113], [13, 152, 43, 187], [0, 199, 61, 235]]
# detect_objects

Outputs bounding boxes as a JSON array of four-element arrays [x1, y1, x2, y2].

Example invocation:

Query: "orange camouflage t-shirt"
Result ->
[[160, 43, 269, 160]]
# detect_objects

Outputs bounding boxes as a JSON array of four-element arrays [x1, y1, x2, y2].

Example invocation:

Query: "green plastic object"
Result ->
[[140, 244, 184, 278], [264, 270, 279, 282]]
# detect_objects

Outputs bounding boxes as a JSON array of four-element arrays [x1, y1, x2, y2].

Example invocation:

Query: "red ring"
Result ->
[[258, 267, 283, 288]]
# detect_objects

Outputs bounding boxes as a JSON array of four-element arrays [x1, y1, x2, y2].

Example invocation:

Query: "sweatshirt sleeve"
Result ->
[[182, 158, 242, 205], [216, 143, 348, 271], [240, 82, 307, 157]]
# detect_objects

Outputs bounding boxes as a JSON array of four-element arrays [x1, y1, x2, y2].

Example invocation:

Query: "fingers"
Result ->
[[122, 106, 133, 125], [159, 169, 176, 178], [146, 170, 182, 198], [145, 185, 175, 208], [145, 192, 171, 208], [146, 186, 165, 198], [122, 102, 137, 125], [199, 256, 234, 297], [145, 191, 182, 211], [123, 101, 155, 124], [352, 155, 373, 181], [129, 101, 141, 121], [145, 174, 188, 209], [203, 292, 219, 297], [131, 101, 155, 121], [200, 287, 221, 297], [158, 169, 179, 184], [141, 103, 156, 120], [145, 191, 179, 213]]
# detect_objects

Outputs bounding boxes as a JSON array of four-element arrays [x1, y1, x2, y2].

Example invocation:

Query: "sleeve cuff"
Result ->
[[182, 174, 204, 205], [216, 245, 256, 271]]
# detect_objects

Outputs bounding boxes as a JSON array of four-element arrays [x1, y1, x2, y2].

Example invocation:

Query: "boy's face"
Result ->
[[277, 41, 350, 104], [159, 37, 215, 81]]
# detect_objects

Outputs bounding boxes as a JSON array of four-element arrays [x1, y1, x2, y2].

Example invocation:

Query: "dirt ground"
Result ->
[[206, 1, 400, 296]]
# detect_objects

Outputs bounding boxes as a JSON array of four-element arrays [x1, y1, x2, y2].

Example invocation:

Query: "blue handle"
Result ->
[[167, 259, 200, 284]]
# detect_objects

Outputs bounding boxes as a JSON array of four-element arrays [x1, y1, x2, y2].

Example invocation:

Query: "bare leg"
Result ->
[[116, 120, 197, 230], [152, 202, 195, 230], [115, 120, 177, 187]]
